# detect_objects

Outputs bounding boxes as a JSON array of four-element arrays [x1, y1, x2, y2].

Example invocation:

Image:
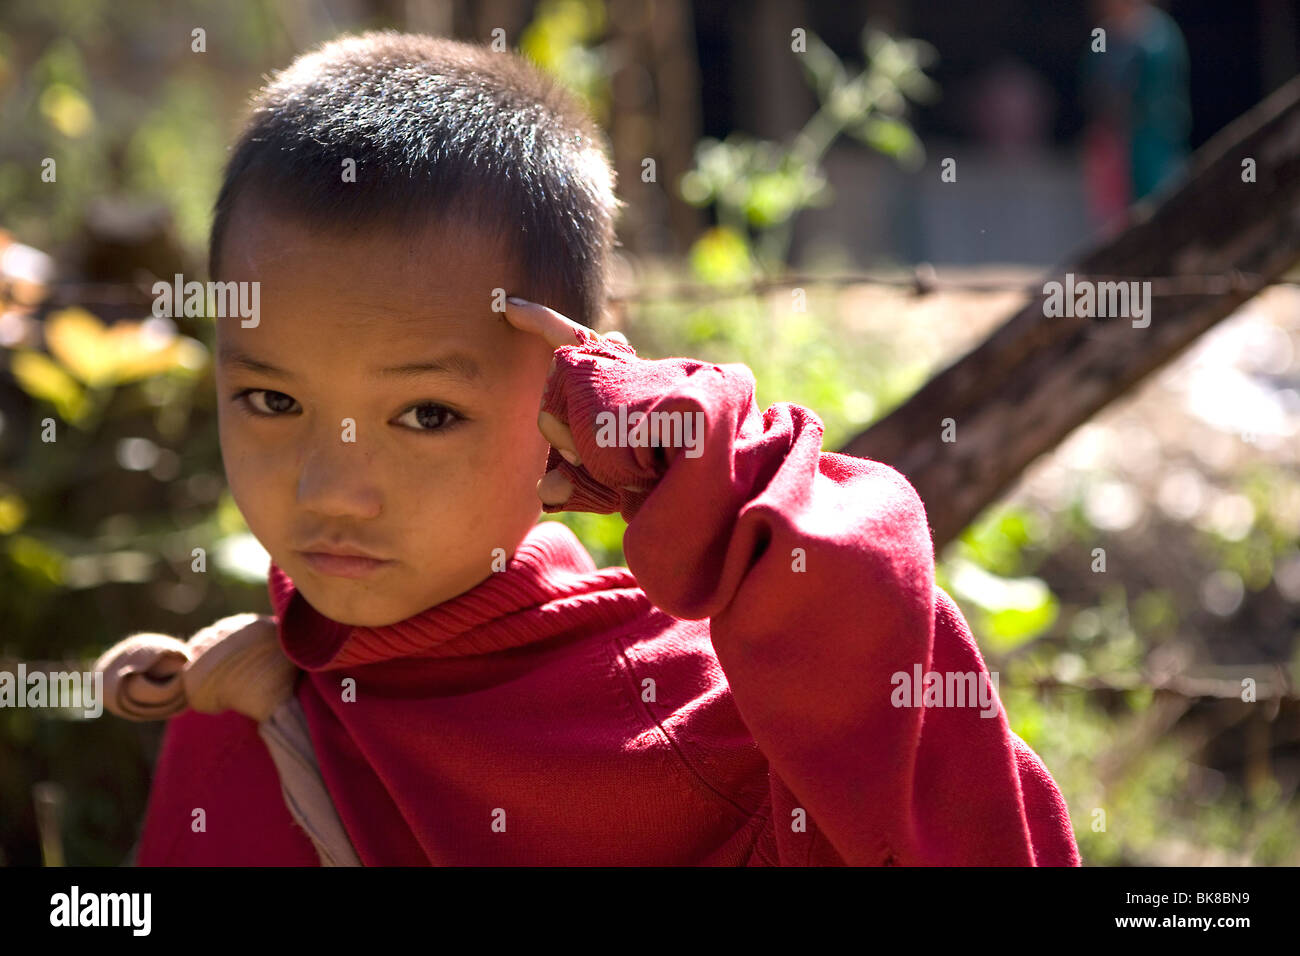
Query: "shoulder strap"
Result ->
[[258, 697, 362, 866], [97, 619, 363, 867]]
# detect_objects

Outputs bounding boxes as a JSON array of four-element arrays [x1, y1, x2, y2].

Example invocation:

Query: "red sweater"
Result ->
[[135, 340, 1080, 866]]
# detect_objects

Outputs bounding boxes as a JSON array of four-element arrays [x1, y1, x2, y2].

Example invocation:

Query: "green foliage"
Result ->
[[520, 0, 610, 124], [541, 509, 625, 571], [0, 292, 265, 864], [681, 139, 832, 234], [680, 27, 937, 276], [941, 556, 1059, 653], [123, 77, 227, 250], [937, 506, 1059, 652], [0, 1, 282, 251]]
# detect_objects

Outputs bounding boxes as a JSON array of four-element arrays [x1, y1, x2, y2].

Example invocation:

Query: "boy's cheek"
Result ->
[[217, 438, 287, 545], [222, 466, 275, 546], [517, 422, 552, 470], [215, 409, 261, 483], [481, 400, 551, 473]]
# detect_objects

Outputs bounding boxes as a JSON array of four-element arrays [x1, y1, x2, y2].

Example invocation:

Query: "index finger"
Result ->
[[504, 296, 594, 350]]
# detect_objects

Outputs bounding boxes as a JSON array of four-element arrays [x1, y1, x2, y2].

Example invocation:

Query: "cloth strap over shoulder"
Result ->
[[93, 614, 362, 867]]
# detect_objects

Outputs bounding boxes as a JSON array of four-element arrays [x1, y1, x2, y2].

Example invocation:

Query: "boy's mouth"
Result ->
[[296, 543, 394, 579], [297, 551, 393, 578]]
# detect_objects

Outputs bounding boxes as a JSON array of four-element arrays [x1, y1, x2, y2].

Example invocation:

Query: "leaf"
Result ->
[[743, 171, 801, 227], [39, 82, 93, 138], [10, 349, 90, 424], [946, 556, 1059, 651], [0, 489, 26, 534], [688, 226, 754, 285], [679, 170, 713, 206], [43, 309, 117, 386], [848, 117, 923, 167], [799, 32, 846, 101], [7, 534, 64, 585], [986, 599, 1060, 652], [45, 307, 207, 386]]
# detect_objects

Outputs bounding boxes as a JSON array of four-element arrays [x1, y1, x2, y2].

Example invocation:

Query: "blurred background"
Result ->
[[1, 0, 1297, 866]]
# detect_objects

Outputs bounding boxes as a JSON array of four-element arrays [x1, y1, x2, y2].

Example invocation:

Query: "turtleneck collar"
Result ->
[[268, 520, 647, 670]]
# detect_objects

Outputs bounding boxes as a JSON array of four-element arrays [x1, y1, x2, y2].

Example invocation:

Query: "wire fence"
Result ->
[[607, 268, 1300, 305], [9, 267, 1300, 313]]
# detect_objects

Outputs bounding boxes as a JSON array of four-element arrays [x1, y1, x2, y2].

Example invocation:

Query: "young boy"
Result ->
[[134, 31, 1080, 866]]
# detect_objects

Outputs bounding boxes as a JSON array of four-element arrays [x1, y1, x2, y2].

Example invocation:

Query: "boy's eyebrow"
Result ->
[[377, 353, 482, 382], [218, 347, 483, 383], [218, 347, 293, 378]]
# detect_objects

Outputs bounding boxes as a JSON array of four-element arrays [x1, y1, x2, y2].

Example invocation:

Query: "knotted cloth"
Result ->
[[93, 614, 361, 866]]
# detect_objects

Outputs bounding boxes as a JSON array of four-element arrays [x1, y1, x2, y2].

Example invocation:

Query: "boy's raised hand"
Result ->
[[503, 295, 630, 350], [503, 296, 641, 508]]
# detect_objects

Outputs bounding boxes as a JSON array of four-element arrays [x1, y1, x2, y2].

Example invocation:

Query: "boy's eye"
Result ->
[[392, 402, 462, 433], [235, 388, 299, 416], [231, 389, 462, 434]]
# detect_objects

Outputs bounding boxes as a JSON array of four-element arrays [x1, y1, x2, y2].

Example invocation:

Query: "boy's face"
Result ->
[[214, 202, 557, 627]]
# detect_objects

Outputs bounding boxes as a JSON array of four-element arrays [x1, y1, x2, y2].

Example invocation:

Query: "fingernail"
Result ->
[[507, 296, 531, 306], [559, 448, 581, 467], [537, 473, 573, 506]]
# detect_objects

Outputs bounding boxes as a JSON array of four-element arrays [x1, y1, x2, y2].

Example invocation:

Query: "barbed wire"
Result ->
[[9, 268, 1300, 312], [1026, 672, 1297, 703], [608, 268, 1300, 304]]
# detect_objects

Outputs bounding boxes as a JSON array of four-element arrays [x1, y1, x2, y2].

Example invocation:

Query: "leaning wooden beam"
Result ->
[[840, 74, 1300, 551]]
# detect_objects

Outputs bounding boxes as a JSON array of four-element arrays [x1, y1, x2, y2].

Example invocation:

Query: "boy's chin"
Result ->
[[315, 600, 410, 629], [295, 579, 411, 629], [288, 554, 499, 627]]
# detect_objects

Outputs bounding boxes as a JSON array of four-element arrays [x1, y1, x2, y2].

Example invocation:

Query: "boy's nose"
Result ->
[[295, 441, 383, 520]]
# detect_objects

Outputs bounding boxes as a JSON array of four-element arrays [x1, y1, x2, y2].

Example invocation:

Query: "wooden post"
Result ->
[[840, 75, 1300, 551]]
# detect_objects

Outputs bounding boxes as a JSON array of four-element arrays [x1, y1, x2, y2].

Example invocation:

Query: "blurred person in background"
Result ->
[[1082, 0, 1191, 231]]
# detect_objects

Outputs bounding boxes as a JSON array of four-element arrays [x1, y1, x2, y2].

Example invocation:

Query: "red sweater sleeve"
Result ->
[[134, 709, 320, 866], [539, 340, 1081, 866]]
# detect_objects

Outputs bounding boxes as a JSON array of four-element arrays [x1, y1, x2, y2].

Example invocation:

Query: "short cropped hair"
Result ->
[[209, 31, 621, 326]]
